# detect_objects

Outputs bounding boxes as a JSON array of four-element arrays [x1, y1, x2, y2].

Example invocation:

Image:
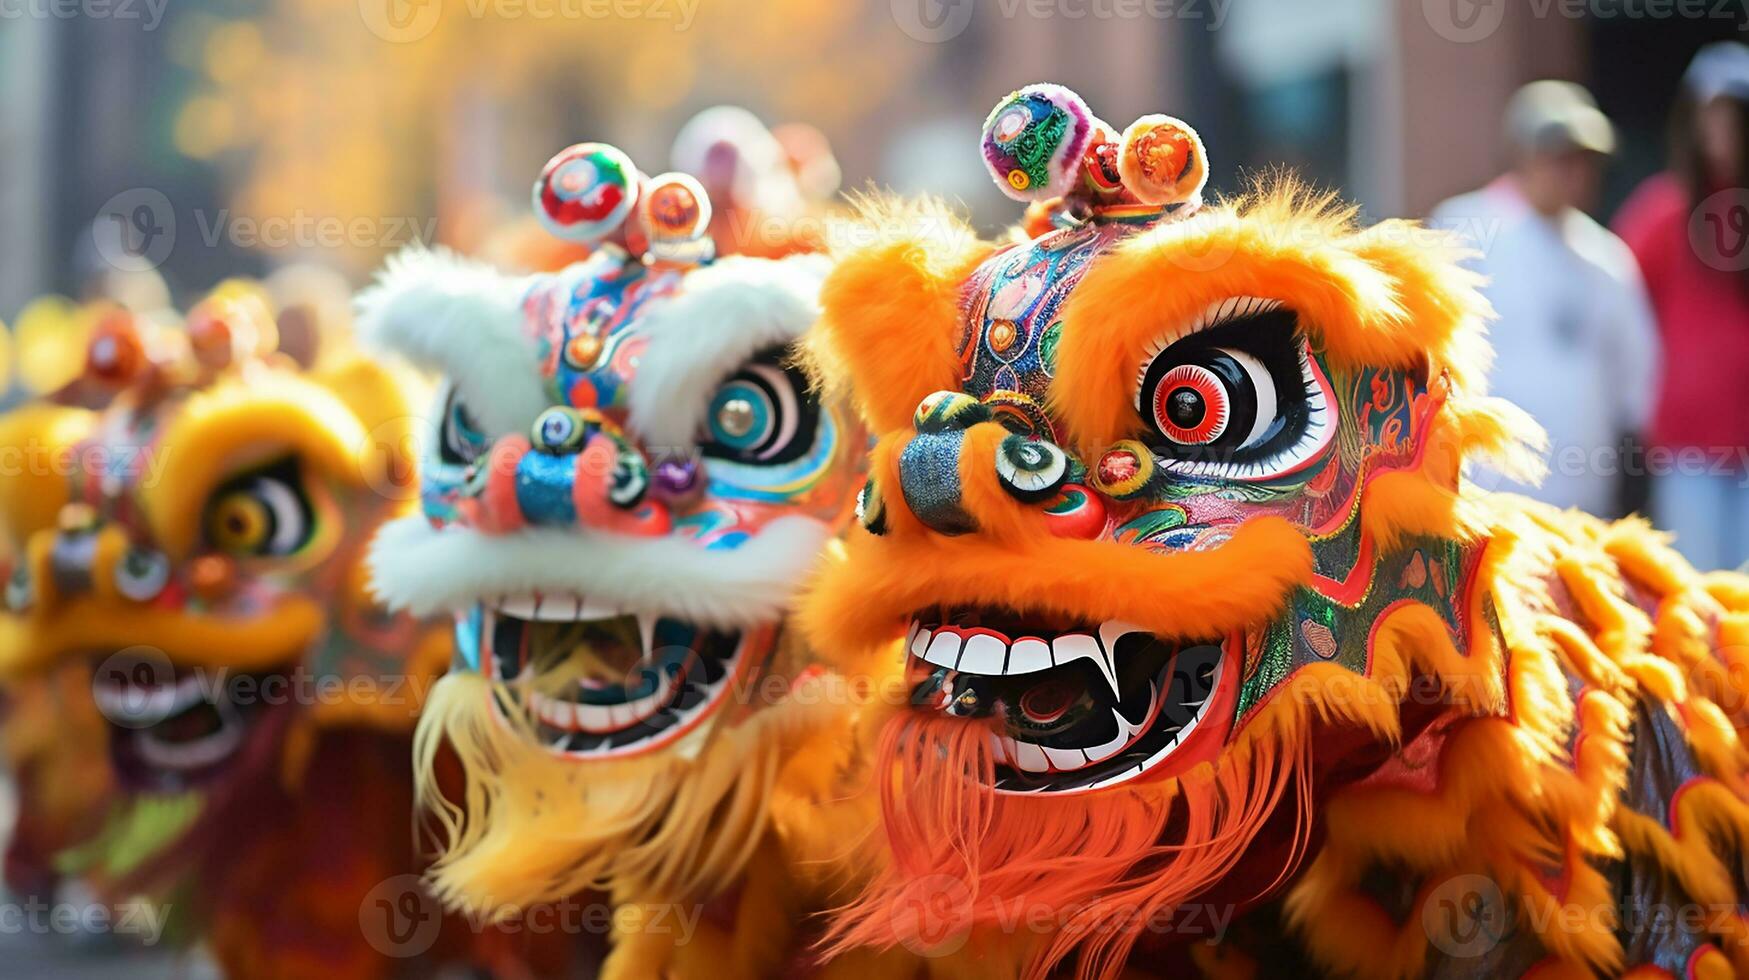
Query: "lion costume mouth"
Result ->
[[483, 594, 749, 758], [905, 607, 1231, 793], [93, 654, 290, 792]]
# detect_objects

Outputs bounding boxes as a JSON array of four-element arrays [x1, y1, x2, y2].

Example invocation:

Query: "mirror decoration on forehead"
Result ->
[[798, 81, 1749, 979]]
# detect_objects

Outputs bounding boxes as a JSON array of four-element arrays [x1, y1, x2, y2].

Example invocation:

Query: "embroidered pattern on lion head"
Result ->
[[804, 84, 1749, 979], [0, 284, 453, 976], [361, 142, 876, 964]]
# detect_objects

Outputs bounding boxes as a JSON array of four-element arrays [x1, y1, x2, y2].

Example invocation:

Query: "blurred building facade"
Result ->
[[1, 0, 1746, 318]]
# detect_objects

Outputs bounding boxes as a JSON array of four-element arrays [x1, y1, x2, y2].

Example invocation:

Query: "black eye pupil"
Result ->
[[1167, 387, 1205, 428]]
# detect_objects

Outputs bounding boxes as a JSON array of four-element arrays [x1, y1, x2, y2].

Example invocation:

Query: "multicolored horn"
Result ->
[[981, 83, 1095, 203], [982, 82, 1210, 217], [532, 142, 641, 243]]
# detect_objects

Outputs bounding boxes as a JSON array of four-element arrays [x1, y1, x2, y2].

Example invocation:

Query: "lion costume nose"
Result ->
[[897, 392, 992, 535], [894, 391, 1093, 539], [457, 407, 673, 538]]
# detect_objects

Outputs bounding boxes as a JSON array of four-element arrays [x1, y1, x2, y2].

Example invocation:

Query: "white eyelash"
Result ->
[[1132, 296, 1286, 405]]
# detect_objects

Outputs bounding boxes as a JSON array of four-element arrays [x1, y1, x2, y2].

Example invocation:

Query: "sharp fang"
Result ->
[[1085, 706, 1147, 763], [905, 621, 920, 652], [1053, 633, 1120, 698], [1097, 619, 1145, 659], [637, 612, 658, 659]]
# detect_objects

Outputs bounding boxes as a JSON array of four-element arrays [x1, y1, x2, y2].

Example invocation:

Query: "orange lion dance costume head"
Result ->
[[805, 83, 1749, 978]]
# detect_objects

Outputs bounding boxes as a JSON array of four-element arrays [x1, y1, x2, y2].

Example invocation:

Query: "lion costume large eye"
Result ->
[[1134, 298, 1335, 481], [700, 351, 819, 465], [204, 459, 314, 557]]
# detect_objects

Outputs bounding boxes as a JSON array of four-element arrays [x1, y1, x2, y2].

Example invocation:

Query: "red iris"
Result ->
[[1151, 364, 1229, 445]]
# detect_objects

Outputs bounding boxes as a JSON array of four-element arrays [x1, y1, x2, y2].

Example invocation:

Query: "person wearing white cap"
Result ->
[[1431, 80, 1660, 521], [1615, 43, 1749, 571]]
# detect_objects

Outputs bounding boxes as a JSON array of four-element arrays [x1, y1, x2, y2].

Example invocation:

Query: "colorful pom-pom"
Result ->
[[1118, 115, 1208, 206], [981, 83, 1093, 203], [640, 172, 712, 243], [533, 142, 640, 243], [638, 172, 714, 263]]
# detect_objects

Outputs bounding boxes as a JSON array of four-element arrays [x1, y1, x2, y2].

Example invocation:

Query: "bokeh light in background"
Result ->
[[1, 1, 1746, 372]]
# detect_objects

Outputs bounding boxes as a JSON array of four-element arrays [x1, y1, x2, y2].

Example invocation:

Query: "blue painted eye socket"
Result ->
[[532, 406, 588, 453], [438, 385, 490, 466], [699, 353, 820, 466]]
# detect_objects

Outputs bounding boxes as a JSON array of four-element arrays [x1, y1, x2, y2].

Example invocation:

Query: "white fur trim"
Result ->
[[354, 247, 547, 436], [366, 513, 832, 628], [625, 253, 829, 451]]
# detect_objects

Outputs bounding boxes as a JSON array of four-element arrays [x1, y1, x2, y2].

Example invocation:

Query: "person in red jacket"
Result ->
[[1614, 42, 1749, 570]]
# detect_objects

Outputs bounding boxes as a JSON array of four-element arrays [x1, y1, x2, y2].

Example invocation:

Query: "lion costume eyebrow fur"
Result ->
[[803, 182, 1749, 979]]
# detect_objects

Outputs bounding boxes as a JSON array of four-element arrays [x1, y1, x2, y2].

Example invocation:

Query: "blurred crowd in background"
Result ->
[[3, 0, 1749, 565]]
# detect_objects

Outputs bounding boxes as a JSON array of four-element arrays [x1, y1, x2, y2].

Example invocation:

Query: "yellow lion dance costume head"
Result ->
[[804, 83, 1749, 979], [0, 286, 458, 978]]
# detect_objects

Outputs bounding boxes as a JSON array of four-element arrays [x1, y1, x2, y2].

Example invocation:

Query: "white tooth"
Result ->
[[576, 597, 619, 621], [145, 685, 176, 719], [958, 634, 1007, 675], [924, 631, 963, 669], [136, 724, 242, 771], [575, 704, 615, 733], [637, 612, 658, 658], [1006, 638, 1052, 674], [1053, 633, 1120, 697], [905, 621, 920, 652], [910, 627, 934, 658], [537, 593, 579, 621], [987, 734, 1009, 766], [500, 594, 538, 619], [1012, 739, 1050, 773], [605, 703, 629, 728], [1043, 745, 1087, 772], [171, 675, 207, 713]]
